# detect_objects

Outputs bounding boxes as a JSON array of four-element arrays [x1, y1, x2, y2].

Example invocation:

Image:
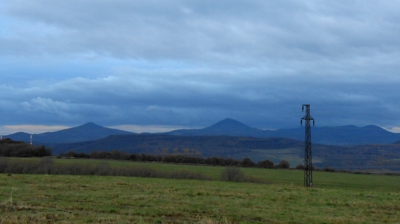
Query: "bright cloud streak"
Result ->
[[0, 125, 70, 135], [108, 125, 197, 134]]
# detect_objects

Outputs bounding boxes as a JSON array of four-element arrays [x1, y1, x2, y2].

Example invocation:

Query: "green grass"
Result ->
[[1, 158, 400, 223], [8, 157, 400, 191], [1, 174, 399, 223]]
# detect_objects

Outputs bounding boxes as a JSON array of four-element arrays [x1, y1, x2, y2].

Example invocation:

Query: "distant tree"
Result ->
[[97, 151, 106, 159], [241, 158, 256, 167], [75, 152, 89, 158], [257, 160, 274, 169], [65, 151, 78, 158], [34, 145, 52, 157], [146, 154, 160, 162], [96, 151, 110, 159], [323, 166, 335, 172], [224, 158, 240, 166], [179, 156, 201, 164], [110, 149, 120, 159], [295, 164, 304, 170], [128, 153, 141, 161], [89, 151, 100, 159], [161, 155, 176, 163], [205, 157, 222, 166], [275, 160, 290, 169]]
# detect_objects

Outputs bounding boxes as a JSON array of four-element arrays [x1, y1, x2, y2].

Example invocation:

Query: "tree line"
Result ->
[[0, 138, 52, 157], [0, 138, 340, 172], [61, 150, 292, 169], [61, 150, 400, 175]]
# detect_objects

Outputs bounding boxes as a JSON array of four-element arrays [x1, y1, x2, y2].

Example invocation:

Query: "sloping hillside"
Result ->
[[167, 118, 400, 145], [53, 134, 304, 158], [5, 122, 134, 144]]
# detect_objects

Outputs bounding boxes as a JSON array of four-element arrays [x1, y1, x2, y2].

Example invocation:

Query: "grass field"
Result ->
[[1, 158, 400, 223]]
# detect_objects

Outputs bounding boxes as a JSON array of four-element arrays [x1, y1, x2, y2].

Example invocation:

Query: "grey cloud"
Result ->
[[3, 0, 400, 64], [0, 64, 396, 128], [20, 97, 70, 114], [1, 1, 400, 130]]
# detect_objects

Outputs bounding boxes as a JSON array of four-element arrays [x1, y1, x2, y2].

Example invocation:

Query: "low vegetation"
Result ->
[[3, 157, 400, 190], [0, 157, 270, 184], [1, 172, 399, 223], [0, 157, 209, 181]]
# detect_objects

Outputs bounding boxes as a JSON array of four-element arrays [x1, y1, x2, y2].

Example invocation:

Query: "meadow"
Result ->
[[1, 158, 399, 223]]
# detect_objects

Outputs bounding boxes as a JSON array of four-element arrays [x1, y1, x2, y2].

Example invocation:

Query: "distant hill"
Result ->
[[167, 118, 400, 145], [5, 122, 134, 144], [4, 119, 400, 146], [53, 134, 304, 157], [5, 120, 400, 171], [168, 118, 270, 137], [270, 125, 400, 145], [52, 134, 400, 172], [6, 132, 31, 142]]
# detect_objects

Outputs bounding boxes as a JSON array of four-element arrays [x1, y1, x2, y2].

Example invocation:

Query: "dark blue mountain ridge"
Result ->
[[5, 132, 31, 142], [5, 122, 135, 144], [167, 118, 272, 138], [167, 118, 400, 145], [205, 118, 251, 130], [4, 119, 400, 145], [267, 124, 399, 145]]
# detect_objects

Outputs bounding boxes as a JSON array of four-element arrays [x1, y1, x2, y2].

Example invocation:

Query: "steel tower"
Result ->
[[301, 104, 315, 187]]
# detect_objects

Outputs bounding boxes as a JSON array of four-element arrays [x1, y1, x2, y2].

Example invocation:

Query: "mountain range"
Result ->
[[168, 118, 400, 145], [4, 118, 400, 171], [5, 118, 400, 145], [5, 122, 132, 144]]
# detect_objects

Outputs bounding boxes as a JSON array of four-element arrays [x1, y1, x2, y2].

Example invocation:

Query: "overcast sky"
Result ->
[[1, 0, 400, 134]]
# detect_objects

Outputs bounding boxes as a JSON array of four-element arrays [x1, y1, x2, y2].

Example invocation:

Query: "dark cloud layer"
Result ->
[[1, 0, 400, 132]]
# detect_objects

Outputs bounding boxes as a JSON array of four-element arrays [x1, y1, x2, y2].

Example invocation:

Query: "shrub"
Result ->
[[220, 167, 245, 182], [40, 156, 54, 174], [41, 156, 54, 165], [94, 162, 111, 175]]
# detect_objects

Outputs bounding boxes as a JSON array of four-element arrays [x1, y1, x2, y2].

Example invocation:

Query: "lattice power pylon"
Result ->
[[301, 104, 315, 187]]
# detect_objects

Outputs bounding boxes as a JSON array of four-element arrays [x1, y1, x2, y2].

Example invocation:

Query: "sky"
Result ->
[[1, 0, 400, 134]]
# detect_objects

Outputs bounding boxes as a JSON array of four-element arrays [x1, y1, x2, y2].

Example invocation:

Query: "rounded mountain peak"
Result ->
[[206, 118, 251, 130]]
